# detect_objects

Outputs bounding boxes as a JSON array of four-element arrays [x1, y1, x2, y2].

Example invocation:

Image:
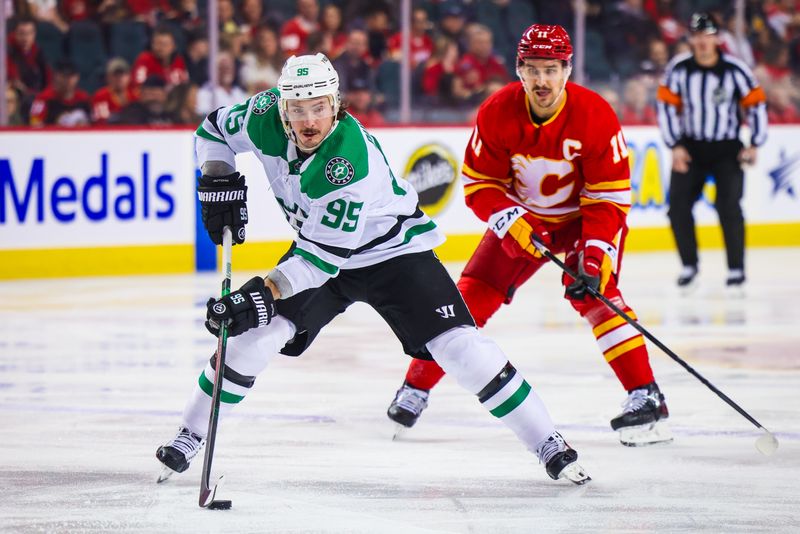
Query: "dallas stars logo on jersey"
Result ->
[[252, 91, 278, 115], [325, 157, 355, 185]]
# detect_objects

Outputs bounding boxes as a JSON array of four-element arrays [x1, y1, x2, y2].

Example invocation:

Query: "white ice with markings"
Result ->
[[1, 249, 799, 533]]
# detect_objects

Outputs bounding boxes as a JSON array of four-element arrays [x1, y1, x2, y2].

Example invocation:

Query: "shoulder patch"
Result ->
[[252, 91, 278, 115], [325, 157, 355, 186]]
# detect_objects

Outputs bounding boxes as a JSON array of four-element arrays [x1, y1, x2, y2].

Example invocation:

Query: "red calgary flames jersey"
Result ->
[[463, 81, 631, 248]]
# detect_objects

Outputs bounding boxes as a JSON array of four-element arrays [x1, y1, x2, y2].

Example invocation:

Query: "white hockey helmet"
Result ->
[[277, 53, 341, 150]]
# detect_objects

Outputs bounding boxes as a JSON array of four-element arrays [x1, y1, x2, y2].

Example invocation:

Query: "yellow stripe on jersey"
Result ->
[[462, 162, 512, 183], [603, 336, 646, 363], [593, 312, 638, 338], [584, 179, 629, 192], [463, 182, 508, 196]]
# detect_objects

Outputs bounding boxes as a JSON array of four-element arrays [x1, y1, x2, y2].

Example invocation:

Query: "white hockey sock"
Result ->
[[181, 315, 297, 436], [427, 327, 555, 453]]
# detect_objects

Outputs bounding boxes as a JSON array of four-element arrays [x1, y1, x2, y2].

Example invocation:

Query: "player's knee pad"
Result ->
[[426, 326, 507, 394], [457, 276, 505, 328], [225, 315, 296, 376]]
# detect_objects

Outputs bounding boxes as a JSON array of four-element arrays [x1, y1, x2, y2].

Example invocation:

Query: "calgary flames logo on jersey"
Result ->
[[511, 155, 576, 208]]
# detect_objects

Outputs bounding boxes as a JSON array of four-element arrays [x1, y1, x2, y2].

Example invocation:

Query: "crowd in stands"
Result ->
[[5, 0, 800, 127]]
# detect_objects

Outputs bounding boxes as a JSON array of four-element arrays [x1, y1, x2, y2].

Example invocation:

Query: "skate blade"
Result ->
[[558, 462, 591, 485], [392, 423, 409, 441], [157, 465, 175, 484], [619, 420, 673, 447]]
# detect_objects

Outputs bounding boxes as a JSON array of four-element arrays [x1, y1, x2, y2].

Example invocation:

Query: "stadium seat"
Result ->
[[110, 21, 149, 65], [35, 21, 64, 65], [376, 60, 401, 109], [67, 20, 108, 93], [584, 30, 612, 82]]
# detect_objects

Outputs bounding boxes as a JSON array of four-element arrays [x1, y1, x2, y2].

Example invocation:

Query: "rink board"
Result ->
[[2, 125, 799, 278]]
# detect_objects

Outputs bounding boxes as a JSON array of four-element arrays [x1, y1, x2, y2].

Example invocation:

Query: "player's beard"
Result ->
[[298, 127, 322, 149]]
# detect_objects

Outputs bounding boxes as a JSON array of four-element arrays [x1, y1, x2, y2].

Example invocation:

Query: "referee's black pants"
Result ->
[[667, 139, 745, 272]]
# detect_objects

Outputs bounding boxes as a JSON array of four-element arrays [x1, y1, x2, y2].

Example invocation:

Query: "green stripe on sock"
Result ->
[[488, 380, 531, 418], [198, 371, 245, 404]]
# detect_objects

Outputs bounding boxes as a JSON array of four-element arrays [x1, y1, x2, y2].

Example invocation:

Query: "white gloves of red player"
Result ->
[[488, 206, 552, 260]]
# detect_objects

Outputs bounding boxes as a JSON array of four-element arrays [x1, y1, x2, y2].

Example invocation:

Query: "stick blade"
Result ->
[[199, 475, 225, 508], [755, 431, 779, 456]]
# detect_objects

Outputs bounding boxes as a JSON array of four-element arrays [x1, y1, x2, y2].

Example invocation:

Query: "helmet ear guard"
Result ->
[[277, 53, 341, 151]]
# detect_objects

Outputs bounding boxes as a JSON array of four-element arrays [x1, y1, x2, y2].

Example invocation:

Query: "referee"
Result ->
[[656, 12, 767, 291]]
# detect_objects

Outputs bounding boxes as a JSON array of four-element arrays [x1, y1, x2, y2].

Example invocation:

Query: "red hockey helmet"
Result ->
[[517, 24, 573, 64]]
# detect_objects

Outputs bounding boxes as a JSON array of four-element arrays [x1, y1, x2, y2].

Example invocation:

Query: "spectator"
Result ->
[[620, 77, 657, 125], [388, 7, 434, 68], [196, 50, 248, 115], [364, 5, 392, 64], [165, 82, 201, 124], [605, 0, 661, 76], [5, 84, 25, 126], [240, 25, 283, 94], [27, 0, 69, 32], [306, 31, 332, 56], [91, 58, 137, 124], [344, 76, 384, 127], [594, 84, 622, 118], [754, 41, 800, 103], [126, 0, 173, 26], [170, 0, 203, 33], [131, 26, 189, 91], [218, 0, 240, 41], [420, 36, 459, 104], [280, 0, 320, 57], [766, 84, 800, 123], [719, 11, 756, 66], [238, 0, 265, 49], [29, 59, 91, 126], [650, 0, 685, 46], [320, 3, 347, 60], [61, 0, 95, 22], [110, 75, 171, 125], [185, 30, 209, 87], [453, 24, 510, 106], [333, 30, 374, 97], [437, 3, 467, 50], [6, 18, 50, 119]]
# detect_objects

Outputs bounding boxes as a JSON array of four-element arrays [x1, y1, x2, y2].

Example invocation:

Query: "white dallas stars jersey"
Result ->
[[195, 88, 444, 295]]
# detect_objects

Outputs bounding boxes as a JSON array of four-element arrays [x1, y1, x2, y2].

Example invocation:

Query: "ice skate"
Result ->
[[156, 426, 206, 483], [677, 266, 698, 295], [611, 382, 673, 447], [535, 431, 590, 485], [387, 382, 429, 439], [725, 270, 746, 298]]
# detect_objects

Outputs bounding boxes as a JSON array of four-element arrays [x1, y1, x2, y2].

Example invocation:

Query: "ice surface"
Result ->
[[1, 249, 798, 533]]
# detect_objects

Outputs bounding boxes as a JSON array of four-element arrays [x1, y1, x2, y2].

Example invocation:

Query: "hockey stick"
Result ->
[[199, 226, 234, 509], [533, 239, 779, 456]]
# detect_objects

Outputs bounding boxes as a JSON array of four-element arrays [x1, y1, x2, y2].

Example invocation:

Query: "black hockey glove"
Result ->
[[565, 249, 603, 301], [197, 172, 248, 245], [205, 276, 277, 337]]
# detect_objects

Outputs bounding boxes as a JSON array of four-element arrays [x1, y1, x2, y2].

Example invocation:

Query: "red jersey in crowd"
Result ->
[[91, 86, 138, 123], [387, 32, 434, 67], [130, 51, 188, 90], [280, 16, 319, 57], [462, 81, 631, 248], [455, 53, 509, 91], [29, 87, 91, 126]]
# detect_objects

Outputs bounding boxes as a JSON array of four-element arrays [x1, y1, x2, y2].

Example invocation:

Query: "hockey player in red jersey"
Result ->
[[387, 24, 671, 447]]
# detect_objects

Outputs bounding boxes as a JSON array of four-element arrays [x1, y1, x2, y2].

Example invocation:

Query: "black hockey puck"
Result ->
[[207, 500, 232, 510]]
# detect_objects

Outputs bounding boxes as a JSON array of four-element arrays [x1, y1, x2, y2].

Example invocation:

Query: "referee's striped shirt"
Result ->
[[657, 52, 768, 148]]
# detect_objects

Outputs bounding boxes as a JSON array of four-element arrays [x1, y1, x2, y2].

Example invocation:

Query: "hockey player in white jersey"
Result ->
[[156, 53, 590, 485]]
